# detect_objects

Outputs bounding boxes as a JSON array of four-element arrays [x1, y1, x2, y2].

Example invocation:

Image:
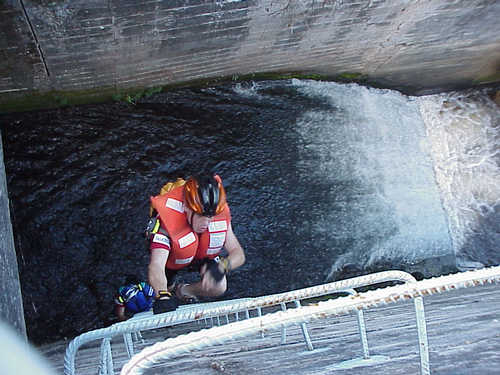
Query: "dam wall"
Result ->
[[0, 133, 26, 339], [1, 0, 500, 111]]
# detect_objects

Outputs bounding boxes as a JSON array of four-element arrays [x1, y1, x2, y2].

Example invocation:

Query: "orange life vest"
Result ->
[[150, 185, 231, 270]]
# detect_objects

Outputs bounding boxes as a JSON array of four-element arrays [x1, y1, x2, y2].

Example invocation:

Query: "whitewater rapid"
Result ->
[[418, 90, 499, 271], [285, 80, 499, 278]]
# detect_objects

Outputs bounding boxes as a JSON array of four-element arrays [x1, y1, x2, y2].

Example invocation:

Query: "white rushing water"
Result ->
[[418, 90, 500, 270], [290, 80, 499, 278]]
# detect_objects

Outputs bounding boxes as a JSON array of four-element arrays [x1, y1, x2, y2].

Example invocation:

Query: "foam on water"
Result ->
[[233, 81, 264, 98], [418, 90, 500, 270], [291, 79, 454, 279]]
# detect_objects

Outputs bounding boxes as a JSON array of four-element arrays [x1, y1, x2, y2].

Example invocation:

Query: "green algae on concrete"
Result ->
[[337, 72, 367, 81], [0, 87, 119, 114], [0, 86, 164, 114], [0, 69, 483, 114], [112, 86, 163, 105], [0, 72, 336, 113]]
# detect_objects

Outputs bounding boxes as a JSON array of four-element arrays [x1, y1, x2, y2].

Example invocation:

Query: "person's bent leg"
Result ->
[[183, 276, 227, 298]]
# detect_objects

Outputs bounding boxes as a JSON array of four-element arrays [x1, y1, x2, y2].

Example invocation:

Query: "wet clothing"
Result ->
[[149, 185, 231, 270]]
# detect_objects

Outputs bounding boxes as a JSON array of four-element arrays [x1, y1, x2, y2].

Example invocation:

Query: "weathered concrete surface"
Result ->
[[0, 132, 26, 339], [1, 0, 500, 110]]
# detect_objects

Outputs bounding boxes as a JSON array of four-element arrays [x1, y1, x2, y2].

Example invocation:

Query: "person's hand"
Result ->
[[115, 305, 128, 321], [153, 292, 178, 314], [200, 260, 225, 291], [207, 259, 226, 282]]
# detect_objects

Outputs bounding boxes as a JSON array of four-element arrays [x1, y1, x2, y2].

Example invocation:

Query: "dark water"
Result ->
[[6, 80, 491, 346], [1, 81, 348, 344]]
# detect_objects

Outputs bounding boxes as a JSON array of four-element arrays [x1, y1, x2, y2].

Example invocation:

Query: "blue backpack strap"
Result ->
[[140, 282, 155, 298], [132, 293, 149, 312], [122, 283, 154, 313], [137, 282, 154, 310], [118, 285, 135, 301], [115, 286, 125, 305], [116, 284, 138, 313]]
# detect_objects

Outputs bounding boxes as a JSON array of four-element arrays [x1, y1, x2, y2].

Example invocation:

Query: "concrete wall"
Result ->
[[0, 0, 499, 105], [0, 132, 26, 339]]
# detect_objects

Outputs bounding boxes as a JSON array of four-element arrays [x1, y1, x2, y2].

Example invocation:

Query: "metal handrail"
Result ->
[[340, 288, 370, 358], [64, 270, 423, 375], [121, 266, 500, 375], [278, 288, 369, 353]]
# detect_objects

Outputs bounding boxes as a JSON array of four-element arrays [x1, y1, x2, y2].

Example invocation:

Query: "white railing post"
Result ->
[[98, 338, 113, 375], [342, 289, 370, 359], [124, 332, 134, 358], [280, 303, 287, 345], [294, 300, 314, 351], [356, 308, 370, 359], [257, 307, 264, 338], [414, 296, 430, 375]]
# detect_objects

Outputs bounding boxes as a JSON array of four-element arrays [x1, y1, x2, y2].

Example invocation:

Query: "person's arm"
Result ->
[[202, 223, 245, 287], [222, 222, 245, 271], [149, 249, 180, 314], [115, 304, 127, 321], [148, 248, 170, 298]]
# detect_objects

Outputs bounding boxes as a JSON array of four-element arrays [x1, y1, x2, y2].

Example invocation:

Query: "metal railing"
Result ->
[[119, 298, 254, 360], [65, 270, 425, 375], [120, 266, 500, 375]]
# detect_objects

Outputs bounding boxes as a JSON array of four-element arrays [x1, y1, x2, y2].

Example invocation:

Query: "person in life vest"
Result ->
[[147, 173, 246, 314], [114, 280, 155, 321]]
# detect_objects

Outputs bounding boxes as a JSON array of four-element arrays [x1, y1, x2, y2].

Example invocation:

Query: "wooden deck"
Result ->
[[40, 282, 500, 375]]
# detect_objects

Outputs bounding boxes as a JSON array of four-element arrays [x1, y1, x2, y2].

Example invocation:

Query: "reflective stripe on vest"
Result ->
[[207, 232, 225, 254], [166, 198, 184, 213], [175, 256, 195, 265], [152, 233, 170, 247], [209, 220, 227, 232], [205, 220, 228, 255], [178, 232, 196, 248]]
